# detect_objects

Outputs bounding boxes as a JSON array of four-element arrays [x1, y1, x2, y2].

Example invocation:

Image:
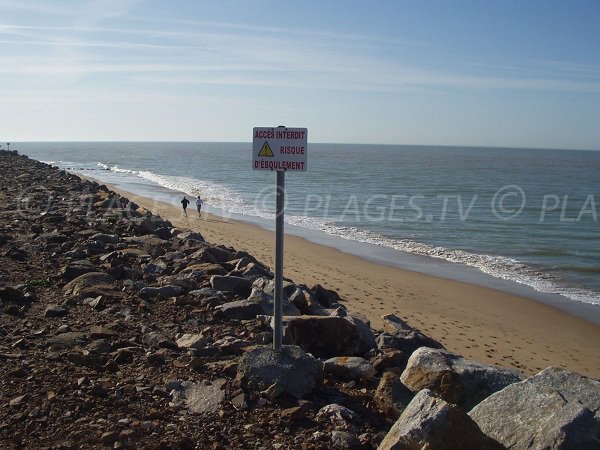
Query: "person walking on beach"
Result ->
[[181, 196, 190, 216], [195, 195, 204, 219]]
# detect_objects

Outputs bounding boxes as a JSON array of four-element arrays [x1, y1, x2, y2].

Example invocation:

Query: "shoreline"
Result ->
[[93, 177, 600, 379]]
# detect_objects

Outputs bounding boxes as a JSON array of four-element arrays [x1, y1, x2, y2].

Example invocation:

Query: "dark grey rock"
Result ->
[[47, 332, 87, 350], [210, 275, 252, 297], [378, 313, 444, 354], [238, 345, 322, 398], [331, 430, 362, 450], [60, 260, 95, 281], [218, 298, 271, 320], [283, 315, 376, 358], [44, 304, 68, 318]]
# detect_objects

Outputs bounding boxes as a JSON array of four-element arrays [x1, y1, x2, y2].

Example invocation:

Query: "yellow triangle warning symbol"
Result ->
[[258, 141, 274, 157]]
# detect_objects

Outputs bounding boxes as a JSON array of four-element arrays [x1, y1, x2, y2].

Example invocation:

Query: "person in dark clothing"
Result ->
[[181, 196, 190, 216]]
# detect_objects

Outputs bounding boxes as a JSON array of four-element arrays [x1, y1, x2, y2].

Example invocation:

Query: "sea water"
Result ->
[[16, 142, 600, 318]]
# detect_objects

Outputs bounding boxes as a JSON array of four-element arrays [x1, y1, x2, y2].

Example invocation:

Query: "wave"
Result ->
[[63, 162, 600, 307]]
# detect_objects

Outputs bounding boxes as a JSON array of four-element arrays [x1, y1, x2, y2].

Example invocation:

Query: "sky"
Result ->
[[1, 0, 599, 149]]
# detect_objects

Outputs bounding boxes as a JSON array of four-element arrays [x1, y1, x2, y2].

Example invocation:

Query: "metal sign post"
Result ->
[[253, 126, 308, 351], [274, 170, 285, 350]]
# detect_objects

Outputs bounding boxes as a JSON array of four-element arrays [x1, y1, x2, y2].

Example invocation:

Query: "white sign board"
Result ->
[[253, 127, 308, 171]]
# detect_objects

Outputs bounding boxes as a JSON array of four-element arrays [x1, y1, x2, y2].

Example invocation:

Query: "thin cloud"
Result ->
[[2, 12, 599, 96]]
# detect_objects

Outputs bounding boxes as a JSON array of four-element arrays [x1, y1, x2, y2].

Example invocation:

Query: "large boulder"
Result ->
[[218, 299, 271, 320], [378, 314, 444, 354], [63, 272, 116, 298], [378, 389, 505, 450], [252, 277, 297, 300], [374, 372, 414, 420], [400, 347, 522, 410], [60, 259, 96, 281], [210, 275, 253, 298], [288, 288, 328, 316], [217, 288, 301, 320], [283, 315, 376, 358], [469, 367, 600, 449], [323, 356, 376, 381], [237, 345, 322, 398], [311, 284, 341, 308], [122, 234, 169, 257]]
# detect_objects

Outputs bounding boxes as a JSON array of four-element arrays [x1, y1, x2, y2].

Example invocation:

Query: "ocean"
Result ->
[[15, 142, 600, 321]]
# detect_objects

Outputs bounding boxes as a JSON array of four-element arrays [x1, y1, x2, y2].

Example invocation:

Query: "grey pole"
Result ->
[[273, 169, 285, 351]]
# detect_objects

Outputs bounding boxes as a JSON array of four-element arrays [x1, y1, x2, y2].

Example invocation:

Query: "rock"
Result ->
[[137, 287, 161, 299], [181, 262, 227, 276], [210, 275, 253, 297], [231, 392, 249, 410], [374, 372, 414, 420], [63, 272, 116, 298], [114, 349, 134, 364], [66, 352, 107, 368], [158, 273, 202, 292], [469, 367, 600, 450], [47, 332, 87, 350], [35, 232, 69, 244], [176, 333, 207, 350], [324, 356, 376, 381], [44, 304, 68, 318], [237, 345, 322, 398], [400, 347, 523, 410], [170, 380, 226, 414], [252, 278, 297, 299], [316, 404, 361, 432], [0, 286, 26, 304], [378, 313, 444, 354], [289, 288, 328, 316], [205, 245, 234, 262], [311, 284, 341, 308], [158, 285, 184, 297], [60, 260, 96, 281], [177, 231, 205, 243], [91, 233, 119, 244], [331, 430, 362, 449], [90, 325, 117, 339], [87, 339, 112, 354], [281, 401, 312, 421], [89, 295, 106, 310], [143, 331, 177, 350], [218, 298, 271, 320], [153, 226, 173, 240], [283, 315, 376, 358], [378, 389, 504, 450], [100, 431, 119, 445], [122, 234, 168, 257], [371, 349, 407, 374]]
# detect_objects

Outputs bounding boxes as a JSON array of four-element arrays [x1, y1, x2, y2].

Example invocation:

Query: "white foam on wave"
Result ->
[[71, 164, 600, 307]]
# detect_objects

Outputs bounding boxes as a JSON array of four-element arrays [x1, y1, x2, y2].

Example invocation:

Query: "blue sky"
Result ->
[[1, 0, 599, 149]]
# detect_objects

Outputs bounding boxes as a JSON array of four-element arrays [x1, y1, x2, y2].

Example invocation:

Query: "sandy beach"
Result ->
[[103, 184, 600, 380]]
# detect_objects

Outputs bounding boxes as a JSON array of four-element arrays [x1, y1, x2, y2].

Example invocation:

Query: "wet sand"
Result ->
[[105, 184, 600, 379]]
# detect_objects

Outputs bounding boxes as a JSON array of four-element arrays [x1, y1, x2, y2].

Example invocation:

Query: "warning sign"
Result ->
[[253, 127, 308, 171], [258, 141, 274, 157]]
